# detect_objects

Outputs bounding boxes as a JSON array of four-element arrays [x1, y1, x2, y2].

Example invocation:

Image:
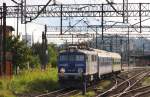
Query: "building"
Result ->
[[131, 51, 150, 66], [0, 25, 14, 37]]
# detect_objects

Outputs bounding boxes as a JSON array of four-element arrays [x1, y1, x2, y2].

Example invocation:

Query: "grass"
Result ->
[[142, 76, 150, 86], [0, 68, 59, 97], [70, 91, 96, 97], [96, 80, 112, 91]]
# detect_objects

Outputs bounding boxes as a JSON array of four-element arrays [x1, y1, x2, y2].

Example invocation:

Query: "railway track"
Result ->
[[34, 88, 79, 97], [95, 69, 150, 97], [111, 71, 150, 97], [113, 85, 150, 97], [34, 68, 150, 97]]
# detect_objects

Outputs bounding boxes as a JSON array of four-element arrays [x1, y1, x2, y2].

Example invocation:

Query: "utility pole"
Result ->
[[42, 25, 48, 70], [116, 34, 118, 52], [72, 34, 73, 45], [2, 3, 7, 76], [32, 31, 34, 45], [96, 27, 98, 49], [0, 7, 3, 76], [127, 27, 130, 70], [139, 3, 142, 33], [120, 39, 123, 70], [16, 5, 19, 36], [143, 43, 144, 55], [60, 4, 63, 35], [42, 31, 45, 70], [24, 0, 27, 44], [101, 4, 104, 50], [45, 25, 48, 68], [110, 37, 113, 52]]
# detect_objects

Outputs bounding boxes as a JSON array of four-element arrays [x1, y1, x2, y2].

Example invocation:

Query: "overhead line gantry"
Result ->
[[1, 3, 150, 20]]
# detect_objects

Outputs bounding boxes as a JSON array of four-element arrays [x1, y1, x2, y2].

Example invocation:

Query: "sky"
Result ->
[[1, 0, 150, 44]]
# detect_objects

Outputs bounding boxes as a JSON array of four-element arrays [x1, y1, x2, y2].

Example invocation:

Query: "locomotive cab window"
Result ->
[[59, 55, 68, 61], [59, 54, 85, 61], [76, 55, 84, 61]]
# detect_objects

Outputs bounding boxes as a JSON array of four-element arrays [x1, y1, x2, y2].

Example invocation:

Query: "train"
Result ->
[[57, 45, 121, 90]]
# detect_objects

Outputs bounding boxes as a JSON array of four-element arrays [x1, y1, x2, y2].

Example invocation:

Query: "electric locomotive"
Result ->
[[58, 46, 88, 87], [57, 45, 121, 88]]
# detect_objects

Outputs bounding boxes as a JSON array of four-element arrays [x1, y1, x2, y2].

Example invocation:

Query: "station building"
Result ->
[[131, 52, 150, 66]]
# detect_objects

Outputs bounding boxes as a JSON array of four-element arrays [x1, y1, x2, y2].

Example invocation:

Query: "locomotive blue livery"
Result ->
[[58, 47, 121, 88]]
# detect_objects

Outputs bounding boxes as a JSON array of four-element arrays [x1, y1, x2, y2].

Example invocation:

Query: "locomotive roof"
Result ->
[[59, 48, 121, 58], [109, 52, 121, 58], [93, 49, 121, 58], [59, 48, 97, 55]]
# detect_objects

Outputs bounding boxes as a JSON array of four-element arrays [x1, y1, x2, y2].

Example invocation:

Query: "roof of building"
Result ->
[[0, 25, 15, 31]]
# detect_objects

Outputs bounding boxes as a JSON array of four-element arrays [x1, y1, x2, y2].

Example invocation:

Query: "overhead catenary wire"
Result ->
[[11, 0, 21, 5], [28, 0, 53, 23], [105, 0, 123, 16]]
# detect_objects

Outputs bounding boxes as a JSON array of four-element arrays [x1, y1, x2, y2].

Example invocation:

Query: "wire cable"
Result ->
[[11, 0, 20, 5], [28, 0, 53, 23]]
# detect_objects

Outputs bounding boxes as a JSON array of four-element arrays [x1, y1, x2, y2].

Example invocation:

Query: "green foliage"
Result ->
[[96, 80, 112, 91], [47, 44, 58, 67], [6, 35, 41, 70], [11, 68, 59, 93], [71, 91, 95, 97], [6, 35, 29, 69], [32, 42, 43, 64], [28, 55, 41, 68], [142, 77, 150, 86], [85, 91, 95, 97], [0, 78, 16, 97], [0, 68, 59, 97], [32, 43, 58, 67]]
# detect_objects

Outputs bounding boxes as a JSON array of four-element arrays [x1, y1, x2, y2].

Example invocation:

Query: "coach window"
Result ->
[[95, 55, 97, 61], [118, 59, 121, 64], [114, 59, 116, 64], [117, 59, 119, 64], [91, 55, 94, 62]]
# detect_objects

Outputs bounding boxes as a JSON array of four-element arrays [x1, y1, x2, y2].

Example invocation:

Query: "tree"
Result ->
[[6, 35, 40, 74], [47, 44, 58, 67], [32, 43, 58, 68]]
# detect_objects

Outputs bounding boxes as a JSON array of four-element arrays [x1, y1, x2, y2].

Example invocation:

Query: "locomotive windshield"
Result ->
[[59, 54, 84, 61]]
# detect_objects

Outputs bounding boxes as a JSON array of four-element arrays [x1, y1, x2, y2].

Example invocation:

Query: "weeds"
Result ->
[[142, 77, 150, 86], [0, 68, 59, 97]]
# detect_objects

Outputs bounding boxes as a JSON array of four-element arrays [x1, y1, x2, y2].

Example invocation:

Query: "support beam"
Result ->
[[2, 3, 6, 76], [2, 3, 150, 18], [123, 0, 128, 23], [47, 25, 150, 32]]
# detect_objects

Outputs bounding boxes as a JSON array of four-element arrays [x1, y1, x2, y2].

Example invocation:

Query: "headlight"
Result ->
[[78, 68, 83, 73], [60, 68, 65, 73]]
